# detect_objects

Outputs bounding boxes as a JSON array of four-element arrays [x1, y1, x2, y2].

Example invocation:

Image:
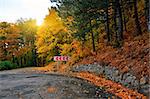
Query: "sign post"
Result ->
[[53, 56, 70, 71]]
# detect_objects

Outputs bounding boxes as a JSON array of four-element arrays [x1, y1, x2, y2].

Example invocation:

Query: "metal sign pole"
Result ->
[[57, 61, 60, 72]]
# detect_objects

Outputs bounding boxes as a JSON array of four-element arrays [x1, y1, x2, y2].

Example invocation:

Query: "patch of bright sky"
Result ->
[[0, 0, 54, 25]]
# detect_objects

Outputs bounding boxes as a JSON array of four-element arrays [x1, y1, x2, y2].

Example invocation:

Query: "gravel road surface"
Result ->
[[0, 68, 119, 99]]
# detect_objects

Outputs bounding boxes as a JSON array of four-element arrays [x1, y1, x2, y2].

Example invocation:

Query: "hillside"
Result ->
[[35, 31, 149, 98], [77, 32, 149, 80]]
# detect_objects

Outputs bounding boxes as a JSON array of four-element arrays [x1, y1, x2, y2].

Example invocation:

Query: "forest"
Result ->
[[0, 0, 149, 70]]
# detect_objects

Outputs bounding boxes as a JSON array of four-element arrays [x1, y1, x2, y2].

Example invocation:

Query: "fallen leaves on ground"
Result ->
[[73, 72, 147, 99], [47, 87, 57, 93], [77, 33, 149, 80], [34, 62, 56, 72]]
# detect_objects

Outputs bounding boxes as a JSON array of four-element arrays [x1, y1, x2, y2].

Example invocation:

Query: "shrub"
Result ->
[[0, 61, 17, 70]]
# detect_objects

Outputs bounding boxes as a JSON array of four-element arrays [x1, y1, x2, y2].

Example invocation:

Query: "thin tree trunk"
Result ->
[[148, 0, 150, 31], [20, 56, 23, 67], [35, 49, 37, 66], [133, 0, 142, 35], [24, 54, 26, 66], [106, 3, 111, 42], [32, 49, 36, 66], [116, 0, 123, 40], [145, 0, 148, 23], [89, 20, 96, 52], [123, 12, 127, 32], [122, 7, 127, 32], [113, 1, 122, 48], [16, 58, 19, 66], [91, 31, 96, 52], [11, 54, 15, 65], [145, 0, 149, 31], [121, 0, 127, 32], [113, 3, 118, 42], [41, 57, 43, 66]]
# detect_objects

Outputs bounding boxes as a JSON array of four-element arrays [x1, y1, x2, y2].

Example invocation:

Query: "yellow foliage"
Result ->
[[36, 8, 67, 60], [60, 44, 72, 55]]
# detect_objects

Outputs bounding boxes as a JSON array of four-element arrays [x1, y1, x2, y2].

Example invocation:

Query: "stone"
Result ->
[[98, 66, 104, 74], [104, 66, 112, 75], [114, 75, 122, 83], [132, 80, 139, 89], [130, 76, 137, 86], [122, 73, 132, 80], [113, 70, 119, 76], [111, 76, 116, 81], [124, 76, 135, 87], [140, 77, 147, 85], [71, 63, 142, 92], [139, 84, 150, 96]]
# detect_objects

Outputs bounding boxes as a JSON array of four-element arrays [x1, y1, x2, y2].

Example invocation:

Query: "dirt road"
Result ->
[[0, 68, 119, 99]]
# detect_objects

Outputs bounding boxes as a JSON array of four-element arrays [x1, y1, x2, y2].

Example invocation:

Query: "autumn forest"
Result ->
[[0, 0, 149, 98], [0, 0, 149, 69]]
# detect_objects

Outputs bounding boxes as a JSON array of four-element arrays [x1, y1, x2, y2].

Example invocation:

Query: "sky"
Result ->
[[0, 0, 53, 25]]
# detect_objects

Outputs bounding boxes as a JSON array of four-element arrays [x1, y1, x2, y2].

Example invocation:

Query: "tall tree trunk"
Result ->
[[113, 3, 118, 42], [91, 31, 96, 52], [121, 0, 127, 32], [123, 11, 127, 32], [145, 0, 149, 31], [106, 2, 111, 42], [116, 0, 123, 41], [113, 0, 123, 48], [32, 49, 36, 66], [20, 56, 23, 67], [89, 20, 96, 52], [145, 0, 148, 22], [24, 54, 26, 66], [41, 57, 44, 66], [16, 58, 19, 66], [148, 0, 150, 32], [133, 0, 142, 35]]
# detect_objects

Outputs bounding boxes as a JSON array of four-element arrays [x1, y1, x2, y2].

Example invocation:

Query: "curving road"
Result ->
[[0, 69, 119, 99]]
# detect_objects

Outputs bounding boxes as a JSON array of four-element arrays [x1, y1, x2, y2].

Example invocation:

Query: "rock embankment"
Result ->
[[71, 63, 149, 96]]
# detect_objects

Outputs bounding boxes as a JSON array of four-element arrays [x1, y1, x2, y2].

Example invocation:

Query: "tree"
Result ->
[[105, 0, 111, 42], [51, 0, 108, 52], [148, 2, 150, 32], [121, 0, 127, 32], [0, 22, 21, 61], [148, 0, 150, 31], [36, 8, 69, 65], [16, 18, 38, 66], [112, 0, 124, 47], [133, 0, 142, 35]]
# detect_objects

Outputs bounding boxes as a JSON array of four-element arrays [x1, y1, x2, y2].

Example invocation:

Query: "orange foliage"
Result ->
[[74, 72, 146, 99], [77, 32, 149, 79], [47, 87, 57, 93]]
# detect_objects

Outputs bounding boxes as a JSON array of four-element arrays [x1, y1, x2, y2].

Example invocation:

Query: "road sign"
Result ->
[[54, 56, 69, 61]]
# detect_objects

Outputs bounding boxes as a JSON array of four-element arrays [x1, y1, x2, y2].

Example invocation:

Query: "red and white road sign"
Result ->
[[54, 56, 69, 61]]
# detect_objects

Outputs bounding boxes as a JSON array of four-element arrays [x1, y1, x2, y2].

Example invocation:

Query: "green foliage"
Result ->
[[0, 61, 17, 70], [51, 0, 108, 52], [0, 19, 38, 68]]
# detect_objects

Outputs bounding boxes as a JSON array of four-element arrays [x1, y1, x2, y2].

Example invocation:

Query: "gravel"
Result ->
[[0, 70, 120, 99]]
